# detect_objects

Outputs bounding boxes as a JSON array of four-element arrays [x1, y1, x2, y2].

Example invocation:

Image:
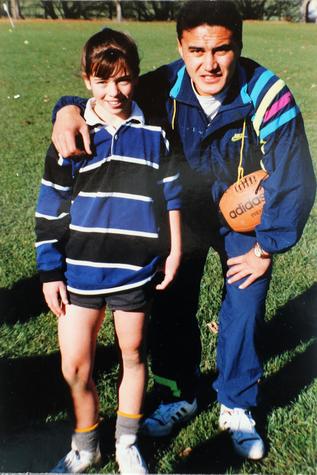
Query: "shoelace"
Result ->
[[151, 402, 187, 424], [119, 444, 145, 470], [129, 445, 143, 465], [55, 449, 80, 470], [222, 409, 257, 442]]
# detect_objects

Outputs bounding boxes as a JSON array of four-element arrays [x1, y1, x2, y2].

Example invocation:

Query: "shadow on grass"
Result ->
[[257, 282, 317, 439], [261, 282, 317, 362], [150, 284, 317, 474], [0, 351, 68, 434], [0, 344, 118, 435], [0, 274, 47, 324], [0, 341, 118, 472], [170, 340, 317, 474], [0, 420, 72, 472], [0, 414, 118, 473], [0, 284, 316, 473]]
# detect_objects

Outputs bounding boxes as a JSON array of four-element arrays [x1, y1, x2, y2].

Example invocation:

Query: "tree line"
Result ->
[[2, 0, 314, 23]]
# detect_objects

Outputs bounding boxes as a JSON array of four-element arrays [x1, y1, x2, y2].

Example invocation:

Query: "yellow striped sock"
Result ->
[[75, 421, 99, 433], [117, 410, 143, 420]]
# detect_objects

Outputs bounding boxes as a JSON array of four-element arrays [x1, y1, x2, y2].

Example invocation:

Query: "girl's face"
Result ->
[[84, 67, 137, 122]]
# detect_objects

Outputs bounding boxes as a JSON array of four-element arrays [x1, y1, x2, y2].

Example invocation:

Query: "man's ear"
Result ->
[[177, 39, 184, 60], [82, 74, 92, 91], [233, 39, 243, 58]]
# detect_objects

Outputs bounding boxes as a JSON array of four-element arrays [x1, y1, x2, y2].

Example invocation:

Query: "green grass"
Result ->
[[0, 19, 316, 474]]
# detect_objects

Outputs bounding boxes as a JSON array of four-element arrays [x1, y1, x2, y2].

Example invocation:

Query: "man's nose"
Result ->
[[204, 53, 217, 71]]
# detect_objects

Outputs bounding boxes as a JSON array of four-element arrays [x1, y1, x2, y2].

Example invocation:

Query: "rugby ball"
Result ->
[[219, 170, 268, 232]]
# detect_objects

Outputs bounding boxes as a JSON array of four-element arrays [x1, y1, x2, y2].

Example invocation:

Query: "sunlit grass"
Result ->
[[0, 19, 316, 474]]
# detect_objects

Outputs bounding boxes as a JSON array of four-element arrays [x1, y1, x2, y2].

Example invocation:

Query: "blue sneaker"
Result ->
[[141, 399, 198, 437]]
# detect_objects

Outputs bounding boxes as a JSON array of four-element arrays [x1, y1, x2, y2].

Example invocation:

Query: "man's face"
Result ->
[[178, 24, 241, 96]]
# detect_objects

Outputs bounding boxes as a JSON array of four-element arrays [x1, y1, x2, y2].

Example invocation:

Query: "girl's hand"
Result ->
[[42, 281, 69, 317], [156, 253, 181, 290]]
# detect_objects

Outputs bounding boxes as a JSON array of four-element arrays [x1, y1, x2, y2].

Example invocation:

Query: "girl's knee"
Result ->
[[61, 358, 91, 387], [120, 345, 145, 368]]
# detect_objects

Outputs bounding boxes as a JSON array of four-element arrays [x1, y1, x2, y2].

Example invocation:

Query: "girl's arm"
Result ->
[[35, 144, 73, 314]]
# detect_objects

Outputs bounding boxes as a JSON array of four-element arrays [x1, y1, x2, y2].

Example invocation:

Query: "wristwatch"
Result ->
[[254, 242, 270, 258]]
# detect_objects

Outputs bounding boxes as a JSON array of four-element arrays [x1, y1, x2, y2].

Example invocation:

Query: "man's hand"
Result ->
[[42, 281, 69, 317], [52, 105, 91, 157], [227, 247, 271, 289], [156, 253, 181, 290]]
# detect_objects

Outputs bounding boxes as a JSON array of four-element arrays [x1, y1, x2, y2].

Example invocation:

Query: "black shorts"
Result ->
[[68, 282, 155, 311]]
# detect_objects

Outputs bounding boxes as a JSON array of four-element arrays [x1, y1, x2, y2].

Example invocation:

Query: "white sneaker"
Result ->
[[219, 404, 265, 460], [116, 435, 148, 474], [50, 441, 101, 473], [141, 399, 198, 437]]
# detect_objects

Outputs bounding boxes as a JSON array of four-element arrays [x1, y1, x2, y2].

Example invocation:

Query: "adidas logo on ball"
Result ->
[[219, 169, 268, 232], [229, 191, 265, 220]]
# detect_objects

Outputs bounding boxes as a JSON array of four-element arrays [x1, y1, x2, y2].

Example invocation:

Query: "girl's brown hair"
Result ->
[[81, 28, 140, 79]]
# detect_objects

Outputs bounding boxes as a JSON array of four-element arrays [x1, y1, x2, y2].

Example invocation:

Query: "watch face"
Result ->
[[254, 244, 262, 257]]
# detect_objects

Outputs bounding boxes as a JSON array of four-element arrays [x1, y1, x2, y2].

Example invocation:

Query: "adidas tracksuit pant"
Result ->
[[149, 226, 271, 409]]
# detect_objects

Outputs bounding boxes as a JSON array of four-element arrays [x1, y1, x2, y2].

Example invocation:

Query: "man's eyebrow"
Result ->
[[188, 46, 205, 51], [213, 43, 233, 51], [187, 42, 234, 52]]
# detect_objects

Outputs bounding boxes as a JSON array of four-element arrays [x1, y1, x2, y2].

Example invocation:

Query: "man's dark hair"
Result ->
[[177, 1, 243, 49]]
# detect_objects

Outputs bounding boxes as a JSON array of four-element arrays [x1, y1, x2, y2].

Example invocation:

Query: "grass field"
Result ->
[[0, 18, 316, 474]]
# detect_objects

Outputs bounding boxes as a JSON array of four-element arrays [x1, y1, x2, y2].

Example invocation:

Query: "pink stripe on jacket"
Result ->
[[263, 91, 292, 123]]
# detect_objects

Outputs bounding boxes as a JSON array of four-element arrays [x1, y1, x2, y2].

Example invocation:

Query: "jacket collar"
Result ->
[[169, 59, 253, 136]]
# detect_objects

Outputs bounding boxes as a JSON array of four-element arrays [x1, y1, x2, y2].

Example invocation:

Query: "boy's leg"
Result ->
[[52, 303, 104, 473], [113, 309, 148, 474]]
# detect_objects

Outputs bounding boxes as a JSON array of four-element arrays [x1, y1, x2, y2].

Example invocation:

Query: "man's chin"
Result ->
[[196, 80, 225, 97]]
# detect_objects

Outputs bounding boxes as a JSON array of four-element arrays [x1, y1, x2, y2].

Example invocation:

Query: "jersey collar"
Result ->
[[84, 98, 145, 127]]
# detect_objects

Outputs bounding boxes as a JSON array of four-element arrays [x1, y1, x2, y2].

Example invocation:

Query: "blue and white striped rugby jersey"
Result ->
[[35, 101, 181, 295]]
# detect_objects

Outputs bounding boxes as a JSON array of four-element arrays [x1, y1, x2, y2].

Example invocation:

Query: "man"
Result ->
[[51, 1, 316, 461]]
